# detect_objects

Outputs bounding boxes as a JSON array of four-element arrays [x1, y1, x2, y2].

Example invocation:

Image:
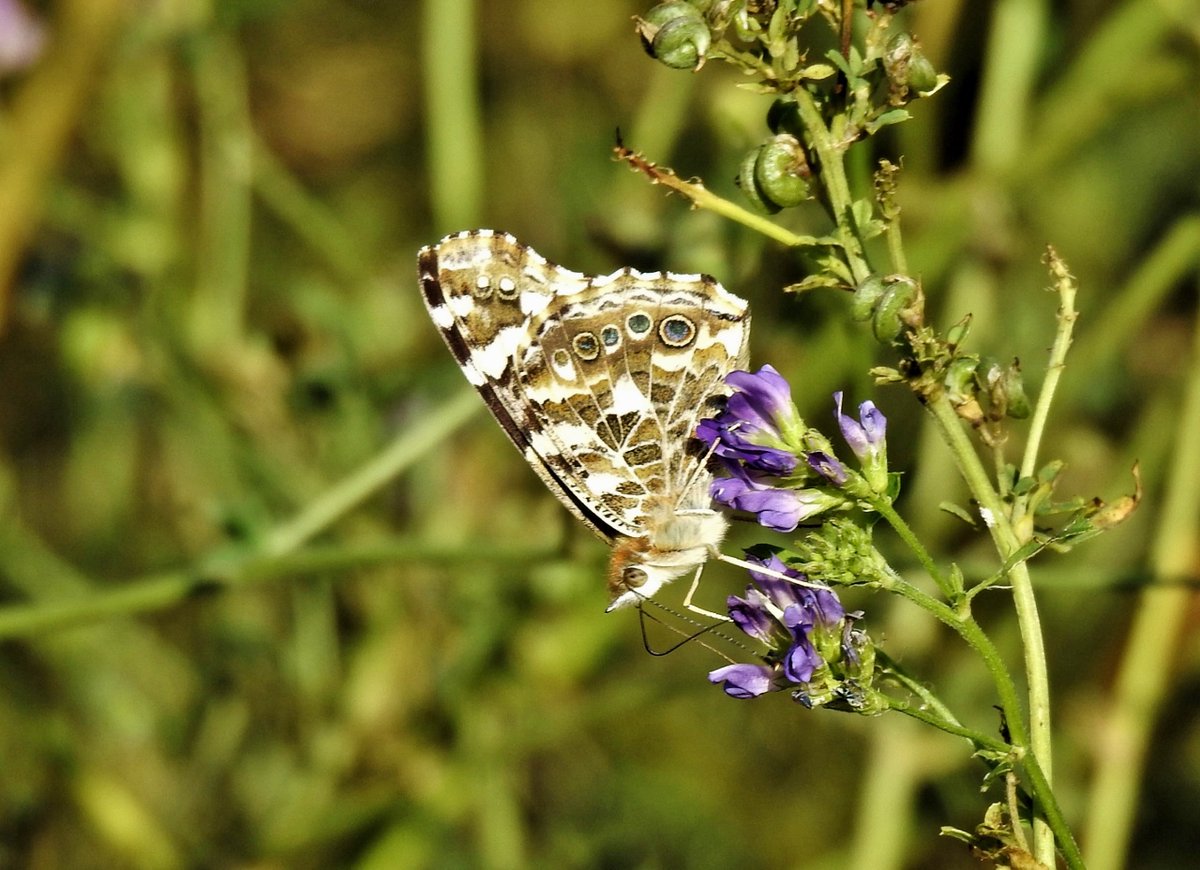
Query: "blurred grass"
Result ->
[[0, 1, 1198, 868]]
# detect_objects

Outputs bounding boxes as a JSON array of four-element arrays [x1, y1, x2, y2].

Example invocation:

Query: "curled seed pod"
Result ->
[[945, 314, 973, 349], [637, 2, 709, 70], [883, 32, 914, 83], [883, 31, 938, 95], [905, 49, 938, 94], [753, 134, 811, 208], [997, 362, 1032, 419], [872, 275, 921, 343], [850, 274, 886, 321], [652, 17, 711, 70], [639, 1, 702, 30], [736, 146, 780, 214], [943, 355, 980, 406], [767, 96, 802, 136]]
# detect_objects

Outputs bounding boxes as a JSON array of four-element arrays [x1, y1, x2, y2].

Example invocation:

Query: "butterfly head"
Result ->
[[604, 503, 729, 611]]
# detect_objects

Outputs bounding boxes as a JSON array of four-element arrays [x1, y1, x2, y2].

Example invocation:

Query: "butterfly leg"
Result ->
[[682, 563, 731, 622], [713, 551, 829, 590]]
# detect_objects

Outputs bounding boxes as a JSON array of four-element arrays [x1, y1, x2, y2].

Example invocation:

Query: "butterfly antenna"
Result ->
[[636, 596, 753, 659]]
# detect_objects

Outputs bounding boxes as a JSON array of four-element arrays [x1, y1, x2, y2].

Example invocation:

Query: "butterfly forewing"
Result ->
[[418, 230, 750, 603]]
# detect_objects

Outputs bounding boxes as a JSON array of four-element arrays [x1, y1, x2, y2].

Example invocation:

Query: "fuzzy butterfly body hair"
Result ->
[[418, 230, 751, 611]]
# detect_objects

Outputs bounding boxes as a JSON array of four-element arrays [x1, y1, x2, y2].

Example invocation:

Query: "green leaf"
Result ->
[[865, 109, 912, 134], [939, 501, 978, 526]]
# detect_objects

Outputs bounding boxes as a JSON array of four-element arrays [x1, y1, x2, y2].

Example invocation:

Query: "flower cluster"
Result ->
[[707, 554, 879, 711], [695, 366, 891, 533]]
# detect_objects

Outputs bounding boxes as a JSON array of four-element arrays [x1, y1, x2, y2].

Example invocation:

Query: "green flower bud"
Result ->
[[753, 133, 811, 208], [637, 3, 710, 70]]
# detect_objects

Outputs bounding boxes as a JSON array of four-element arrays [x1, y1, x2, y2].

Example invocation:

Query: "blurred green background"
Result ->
[[1, 1, 1198, 867]]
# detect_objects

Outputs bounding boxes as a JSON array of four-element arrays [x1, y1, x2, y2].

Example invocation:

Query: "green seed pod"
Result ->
[[872, 275, 921, 344], [766, 96, 802, 136], [997, 361, 1032, 419], [882, 32, 914, 84], [640, 1, 702, 30], [651, 17, 711, 70], [943, 354, 979, 406], [883, 31, 938, 95], [850, 274, 886, 322], [753, 134, 810, 208], [905, 49, 938, 94], [736, 146, 779, 214], [945, 314, 973, 348], [636, 3, 709, 70]]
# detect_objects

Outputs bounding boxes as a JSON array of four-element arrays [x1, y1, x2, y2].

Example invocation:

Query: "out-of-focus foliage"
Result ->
[[0, 1, 1197, 867]]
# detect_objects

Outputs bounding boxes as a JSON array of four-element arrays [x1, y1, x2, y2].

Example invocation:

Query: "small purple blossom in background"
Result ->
[[710, 464, 840, 532], [696, 364, 802, 475], [0, 0, 45, 76]]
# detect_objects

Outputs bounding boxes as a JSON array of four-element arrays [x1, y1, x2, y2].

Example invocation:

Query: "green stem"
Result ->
[[889, 699, 1008, 754], [790, 87, 872, 284], [925, 393, 1056, 856], [876, 650, 964, 730], [873, 499, 957, 599], [884, 572, 1082, 869], [884, 214, 908, 274], [1017, 249, 1078, 489]]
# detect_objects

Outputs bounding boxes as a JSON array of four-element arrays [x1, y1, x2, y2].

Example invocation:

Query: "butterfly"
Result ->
[[418, 230, 751, 613]]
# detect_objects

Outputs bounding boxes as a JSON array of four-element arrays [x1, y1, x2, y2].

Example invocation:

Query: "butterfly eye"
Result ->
[[626, 312, 652, 336], [622, 566, 648, 588], [659, 314, 696, 347], [601, 325, 621, 349], [572, 332, 600, 360], [496, 275, 519, 300]]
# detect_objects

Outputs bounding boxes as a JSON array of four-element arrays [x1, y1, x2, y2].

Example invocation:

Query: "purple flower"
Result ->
[[711, 464, 840, 532], [708, 663, 777, 698], [727, 587, 778, 643], [710, 552, 853, 700], [695, 365, 801, 474], [834, 391, 887, 462]]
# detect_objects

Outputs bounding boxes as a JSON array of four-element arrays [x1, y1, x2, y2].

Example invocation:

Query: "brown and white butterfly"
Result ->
[[418, 230, 753, 613]]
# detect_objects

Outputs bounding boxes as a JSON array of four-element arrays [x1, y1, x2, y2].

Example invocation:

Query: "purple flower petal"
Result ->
[[708, 663, 777, 698], [783, 637, 822, 684], [727, 589, 775, 643], [834, 391, 887, 462], [694, 366, 802, 475], [859, 400, 887, 445], [807, 451, 849, 486]]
